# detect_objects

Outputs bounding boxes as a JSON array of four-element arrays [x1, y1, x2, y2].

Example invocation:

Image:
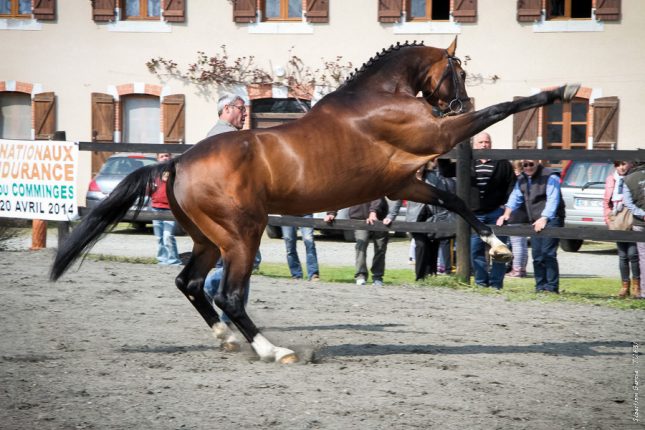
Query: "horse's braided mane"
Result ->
[[339, 40, 425, 88]]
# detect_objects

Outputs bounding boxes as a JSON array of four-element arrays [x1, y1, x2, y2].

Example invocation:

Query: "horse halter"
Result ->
[[425, 51, 469, 116]]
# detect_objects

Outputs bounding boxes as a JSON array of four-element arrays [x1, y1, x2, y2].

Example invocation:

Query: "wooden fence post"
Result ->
[[455, 140, 472, 283]]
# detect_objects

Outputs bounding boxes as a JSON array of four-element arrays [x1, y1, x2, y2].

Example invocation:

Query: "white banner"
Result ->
[[0, 139, 79, 221]]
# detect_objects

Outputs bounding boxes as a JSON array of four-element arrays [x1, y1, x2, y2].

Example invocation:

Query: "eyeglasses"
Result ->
[[522, 162, 535, 168], [228, 104, 246, 113]]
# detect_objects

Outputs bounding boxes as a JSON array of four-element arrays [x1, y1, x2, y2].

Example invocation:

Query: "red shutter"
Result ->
[[92, 0, 116, 22], [512, 97, 539, 149], [233, 0, 257, 23], [592, 97, 619, 149], [33, 0, 56, 20], [378, 0, 402, 23], [453, 0, 477, 23], [33, 92, 56, 140], [516, 0, 541, 22], [306, 0, 329, 23], [163, 0, 185, 22], [595, 0, 621, 21], [91, 92, 115, 176], [162, 94, 185, 144]]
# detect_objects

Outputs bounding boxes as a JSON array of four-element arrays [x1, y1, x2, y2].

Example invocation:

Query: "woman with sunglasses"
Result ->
[[496, 160, 565, 294]]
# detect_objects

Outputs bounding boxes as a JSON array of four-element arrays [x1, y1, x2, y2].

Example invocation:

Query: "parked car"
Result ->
[[86, 153, 158, 230], [559, 160, 614, 252]]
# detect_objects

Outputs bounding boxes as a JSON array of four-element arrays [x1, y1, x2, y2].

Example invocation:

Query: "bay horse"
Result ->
[[51, 39, 579, 363]]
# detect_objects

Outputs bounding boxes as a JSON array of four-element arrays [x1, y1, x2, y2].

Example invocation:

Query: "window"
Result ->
[[263, 0, 302, 21], [122, 95, 160, 143], [0, 92, 31, 139], [544, 99, 588, 150], [0, 0, 32, 18], [122, 0, 161, 20], [408, 0, 450, 21], [547, 0, 592, 20]]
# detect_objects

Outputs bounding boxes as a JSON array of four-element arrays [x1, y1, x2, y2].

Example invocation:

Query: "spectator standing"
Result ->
[[151, 152, 181, 266], [497, 160, 565, 293], [621, 162, 645, 299], [390, 160, 456, 280], [603, 161, 639, 298], [203, 93, 260, 323], [282, 215, 320, 281], [470, 132, 516, 289], [325, 198, 397, 286], [507, 160, 529, 278]]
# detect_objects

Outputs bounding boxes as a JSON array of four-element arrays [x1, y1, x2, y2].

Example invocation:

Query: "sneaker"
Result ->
[[310, 274, 320, 282], [355, 276, 366, 286], [507, 269, 523, 278], [373, 279, 384, 286]]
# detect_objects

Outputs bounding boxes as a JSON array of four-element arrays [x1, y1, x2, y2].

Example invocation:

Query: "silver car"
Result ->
[[559, 160, 613, 252], [86, 153, 158, 230]]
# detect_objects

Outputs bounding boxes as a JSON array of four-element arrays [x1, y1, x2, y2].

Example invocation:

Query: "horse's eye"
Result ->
[[460, 71, 466, 79]]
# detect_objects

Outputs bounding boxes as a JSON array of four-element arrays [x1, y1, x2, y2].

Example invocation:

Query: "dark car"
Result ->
[[86, 153, 157, 230], [559, 160, 614, 252]]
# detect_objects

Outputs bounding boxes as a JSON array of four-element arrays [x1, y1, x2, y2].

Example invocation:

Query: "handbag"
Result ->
[[608, 208, 634, 231]]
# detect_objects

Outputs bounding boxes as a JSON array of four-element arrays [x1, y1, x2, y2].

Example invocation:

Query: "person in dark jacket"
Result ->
[[470, 132, 516, 289], [325, 198, 397, 286], [622, 162, 645, 298], [497, 160, 565, 293]]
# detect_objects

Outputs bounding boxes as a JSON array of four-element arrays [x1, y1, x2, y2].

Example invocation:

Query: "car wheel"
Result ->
[[560, 239, 583, 252], [266, 225, 283, 239]]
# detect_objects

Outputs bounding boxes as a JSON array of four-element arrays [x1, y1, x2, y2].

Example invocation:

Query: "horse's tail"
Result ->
[[50, 160, 176, 281]]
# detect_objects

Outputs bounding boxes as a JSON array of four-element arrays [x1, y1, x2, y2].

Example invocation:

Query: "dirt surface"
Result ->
[[1, 245, 643, 430]]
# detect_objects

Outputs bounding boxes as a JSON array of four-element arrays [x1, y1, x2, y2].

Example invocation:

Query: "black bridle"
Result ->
[[424, 51, 469, 116]]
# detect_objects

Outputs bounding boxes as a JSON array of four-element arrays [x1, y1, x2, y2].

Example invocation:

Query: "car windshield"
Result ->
[[99, 157, 157, 175], [562, 162, 614, 189]]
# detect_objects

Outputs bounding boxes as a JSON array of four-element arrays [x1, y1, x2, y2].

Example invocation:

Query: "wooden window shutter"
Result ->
[[233, 0, 257, 23], [305, 0, 329, 23], [453, 0, 477, 23], [378, 0, 402, 23], [33, 92, 56, 140], [512, 97, 539, 149], [33, 0, 56, 20], [595, 0, 621, 21], [91, 93, 115, 176], [592, 96, 619, 149], [162, 94, 185, 144], [163, 0, 185, 22], [516, 0, 541, 22], [92, 0, 116, 22]]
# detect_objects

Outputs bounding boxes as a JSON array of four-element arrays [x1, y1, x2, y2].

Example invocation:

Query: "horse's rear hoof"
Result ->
[[563, 83, 581, 101], [221, 341, 241, 352], [490, 245, 513, 263], [278, 353, 299, 364]]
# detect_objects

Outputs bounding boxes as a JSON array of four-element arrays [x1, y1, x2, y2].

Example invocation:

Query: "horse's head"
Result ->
[[422, 38, 472, 116]]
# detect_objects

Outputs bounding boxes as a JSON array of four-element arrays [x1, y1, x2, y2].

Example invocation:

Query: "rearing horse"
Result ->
[[51, 39, 579, 363]]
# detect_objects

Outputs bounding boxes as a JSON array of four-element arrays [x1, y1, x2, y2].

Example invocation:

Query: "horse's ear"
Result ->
[[446, 36, 458, 56]]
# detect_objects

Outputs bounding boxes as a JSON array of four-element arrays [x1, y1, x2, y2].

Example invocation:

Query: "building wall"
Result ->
[[1, 0, 643, 202]]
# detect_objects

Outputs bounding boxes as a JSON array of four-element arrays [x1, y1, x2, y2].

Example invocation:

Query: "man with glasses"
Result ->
[[469, 132, 515, 290], [206, 94, 247, 136], [497, 160, 565, 294]]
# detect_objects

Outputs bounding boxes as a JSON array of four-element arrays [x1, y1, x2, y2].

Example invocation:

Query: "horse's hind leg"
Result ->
[[390, 180, 512, 263]]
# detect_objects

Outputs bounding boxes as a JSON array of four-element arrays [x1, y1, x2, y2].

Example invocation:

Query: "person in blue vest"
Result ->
[[496, 159, 565, 294]]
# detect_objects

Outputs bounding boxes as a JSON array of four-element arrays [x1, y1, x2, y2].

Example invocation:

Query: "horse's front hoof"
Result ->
[[275, 347, 299, 364], [221, 341, 241, 352], [278, 353, 299, 364], [490, 245, 513, 263], [562, 83, 581, 101]]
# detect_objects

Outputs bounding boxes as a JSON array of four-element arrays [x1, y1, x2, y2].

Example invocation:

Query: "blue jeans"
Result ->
[[282, 215, 319, 280], [203, 251, 260, 324], [152, 209, 181, 265], [531, 218, 562, 293], [470, 207, 507, 289]]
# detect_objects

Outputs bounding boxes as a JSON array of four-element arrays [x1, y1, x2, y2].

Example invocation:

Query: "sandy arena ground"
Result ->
[[1, 238, 643, 429]]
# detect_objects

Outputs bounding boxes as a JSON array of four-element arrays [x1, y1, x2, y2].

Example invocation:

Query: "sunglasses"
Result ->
[[522, 162, 535, 168]]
